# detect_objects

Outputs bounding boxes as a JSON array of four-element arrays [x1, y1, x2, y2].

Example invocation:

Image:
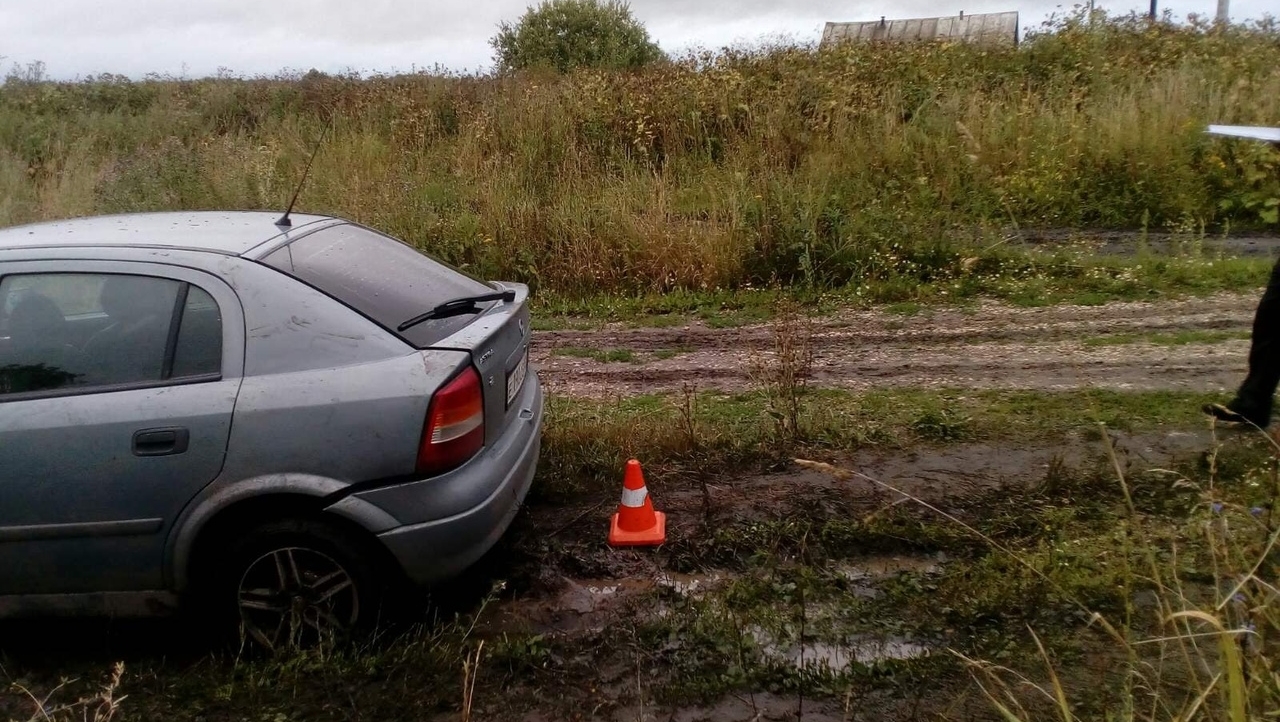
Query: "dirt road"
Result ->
[[535, 291, 1259, 397]]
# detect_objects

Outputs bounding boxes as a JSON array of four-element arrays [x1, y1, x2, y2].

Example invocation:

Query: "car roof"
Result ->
[[0, 211, 339, 255]]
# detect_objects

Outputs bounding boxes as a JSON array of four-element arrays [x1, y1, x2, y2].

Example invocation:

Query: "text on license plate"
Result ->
[[506, 351, 528, 407]]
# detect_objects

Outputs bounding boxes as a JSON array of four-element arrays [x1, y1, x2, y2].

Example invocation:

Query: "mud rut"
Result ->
[[533, 292, 1259, 397]]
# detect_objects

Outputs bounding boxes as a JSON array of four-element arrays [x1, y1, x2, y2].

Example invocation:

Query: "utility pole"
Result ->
[[1216, 0, 1230, 24], [1149, 0, 1157, 20]]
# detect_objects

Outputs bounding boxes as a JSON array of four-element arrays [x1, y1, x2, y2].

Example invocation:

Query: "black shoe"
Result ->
[[1202, 402, 1270, 428]]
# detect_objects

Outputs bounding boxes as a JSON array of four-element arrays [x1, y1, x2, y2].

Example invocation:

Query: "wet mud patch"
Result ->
[[441, 426, 1235, 720], [507, 428, 1218, 585], [478, 571, 728, 638], [465, 550, 955, 722], [759, 631, 932, 669], [0, 424, 1242, 722]]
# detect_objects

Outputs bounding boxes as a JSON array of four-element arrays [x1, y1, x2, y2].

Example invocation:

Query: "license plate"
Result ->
[[506, 350, 528, 407]]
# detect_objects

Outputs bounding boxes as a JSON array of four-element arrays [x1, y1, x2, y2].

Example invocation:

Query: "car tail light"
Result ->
[[417, 366, 485, 476]]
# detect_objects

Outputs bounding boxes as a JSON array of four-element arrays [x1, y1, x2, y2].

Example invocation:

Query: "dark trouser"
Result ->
[[1233, 255, 1280, 423]]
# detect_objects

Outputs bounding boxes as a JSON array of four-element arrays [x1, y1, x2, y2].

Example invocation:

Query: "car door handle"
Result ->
[[132, 427, 190, 457]]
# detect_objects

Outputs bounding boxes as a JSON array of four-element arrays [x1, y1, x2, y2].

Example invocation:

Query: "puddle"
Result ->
[[565, 580, 626, 613], [656, 571, 724, 597], [749, 624, 931, 669], [833, 553, 946, 581], [784, 637, 931, 667], [479, 571, 727, 636], [830, 553, 946, 599], [478, 577, 647, 635]]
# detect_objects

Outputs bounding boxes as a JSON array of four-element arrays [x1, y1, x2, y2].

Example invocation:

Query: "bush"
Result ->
[[491, 0, 664, 73]]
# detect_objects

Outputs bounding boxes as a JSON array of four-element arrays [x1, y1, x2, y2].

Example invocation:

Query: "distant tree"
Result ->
[[491, 0, 664, 73]]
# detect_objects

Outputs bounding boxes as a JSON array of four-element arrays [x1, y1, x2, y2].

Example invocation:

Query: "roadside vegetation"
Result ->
[[1, 10, 1278, 308], [530, 250, 1270, 327]]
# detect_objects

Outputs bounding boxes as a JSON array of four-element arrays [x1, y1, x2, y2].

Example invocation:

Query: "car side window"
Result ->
[[171, 286, 223, 378], [0, 273, 223, 397]]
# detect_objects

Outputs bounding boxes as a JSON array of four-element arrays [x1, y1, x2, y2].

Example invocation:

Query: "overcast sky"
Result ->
[[0, 0, 1273, 80]]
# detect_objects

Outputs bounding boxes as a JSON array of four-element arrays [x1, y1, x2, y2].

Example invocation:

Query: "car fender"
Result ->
[[165, 474, 400, 593]]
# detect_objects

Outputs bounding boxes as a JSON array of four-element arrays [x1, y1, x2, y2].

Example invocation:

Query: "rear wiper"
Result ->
[[397, 290, 516, 332]]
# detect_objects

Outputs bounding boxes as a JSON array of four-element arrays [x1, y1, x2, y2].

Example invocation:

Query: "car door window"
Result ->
[[0, 273, 223, 396], [170, 286, 222, 378]]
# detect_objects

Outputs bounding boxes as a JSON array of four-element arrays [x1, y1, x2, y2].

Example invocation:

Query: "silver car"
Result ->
[[0, 211, 542, 649]]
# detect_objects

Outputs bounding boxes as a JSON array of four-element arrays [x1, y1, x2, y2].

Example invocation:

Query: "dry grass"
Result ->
[[7, 662, 125, 722], [747, 300, 815, 450]]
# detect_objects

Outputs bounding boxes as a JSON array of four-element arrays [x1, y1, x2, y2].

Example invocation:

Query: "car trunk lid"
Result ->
[[426, 282, 532, 441]]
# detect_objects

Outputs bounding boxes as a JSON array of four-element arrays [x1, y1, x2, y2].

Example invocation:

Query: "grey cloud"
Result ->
[[1, 0, 1273, 79], [10, 0, 521, 42]]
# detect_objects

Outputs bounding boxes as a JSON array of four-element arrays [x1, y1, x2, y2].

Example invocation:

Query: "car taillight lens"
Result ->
[[417, 366, 485, 476]]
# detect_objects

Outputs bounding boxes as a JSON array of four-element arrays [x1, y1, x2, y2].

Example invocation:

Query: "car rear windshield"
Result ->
[[261, 223, 495, 348]]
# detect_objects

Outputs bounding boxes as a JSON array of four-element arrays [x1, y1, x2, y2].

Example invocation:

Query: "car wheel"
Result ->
[[218, 518, 386, 653]]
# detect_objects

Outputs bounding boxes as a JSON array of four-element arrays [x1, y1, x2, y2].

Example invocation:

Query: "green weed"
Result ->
[[653, 346, 693, 360], [1082, 329, 1252, 347], [550, 346, 637, 363], [885, 302, 924, 317]]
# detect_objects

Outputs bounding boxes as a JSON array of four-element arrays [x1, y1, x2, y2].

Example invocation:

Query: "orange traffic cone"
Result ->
[[608, 459, 666, 547]]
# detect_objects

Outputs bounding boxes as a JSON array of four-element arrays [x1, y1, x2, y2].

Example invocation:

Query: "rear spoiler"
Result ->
[[1206, 125, 1280, 143]]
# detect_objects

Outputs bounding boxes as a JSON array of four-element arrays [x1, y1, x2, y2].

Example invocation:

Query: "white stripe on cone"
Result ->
[[620, 486, 648, 507]]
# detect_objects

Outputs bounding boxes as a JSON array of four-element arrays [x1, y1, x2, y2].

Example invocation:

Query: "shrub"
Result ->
[[491, 0, 664, 73]]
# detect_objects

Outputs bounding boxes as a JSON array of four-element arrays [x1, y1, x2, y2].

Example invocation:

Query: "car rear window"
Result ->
[[261, 224, 494, 347]]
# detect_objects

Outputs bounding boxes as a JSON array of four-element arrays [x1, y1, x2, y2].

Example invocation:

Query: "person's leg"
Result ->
[[1205, 255, 1280, 427]]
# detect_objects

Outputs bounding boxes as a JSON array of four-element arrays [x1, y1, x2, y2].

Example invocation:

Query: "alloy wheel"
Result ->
[[236, 546, 359, 651]]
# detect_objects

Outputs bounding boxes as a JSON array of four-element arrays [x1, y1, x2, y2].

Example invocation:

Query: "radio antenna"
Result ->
[[276, 112, 335, 228]]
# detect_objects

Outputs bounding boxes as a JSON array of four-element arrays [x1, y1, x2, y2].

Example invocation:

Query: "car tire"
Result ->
[[212, 517, 389, 653]]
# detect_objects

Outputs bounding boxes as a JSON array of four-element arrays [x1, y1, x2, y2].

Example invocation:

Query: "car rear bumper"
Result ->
[[362, 374, 542, 586]]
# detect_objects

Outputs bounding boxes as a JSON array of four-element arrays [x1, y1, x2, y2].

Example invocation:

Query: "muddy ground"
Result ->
[[483, 428, 1207, 629], [535, 292, 1259, 397], [0, 289, 1268, 721], [453, 432, 1217, 722], [0, 425, 1233, 720]]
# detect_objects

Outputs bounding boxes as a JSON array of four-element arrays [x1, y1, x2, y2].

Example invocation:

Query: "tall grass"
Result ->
[[957, 426, 1279, 721], [1, 10, 1278, 296], [797, 417, 1279, 720]]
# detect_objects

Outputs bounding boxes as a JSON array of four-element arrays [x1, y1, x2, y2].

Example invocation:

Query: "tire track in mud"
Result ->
[[532, 292, 1260, 397]]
